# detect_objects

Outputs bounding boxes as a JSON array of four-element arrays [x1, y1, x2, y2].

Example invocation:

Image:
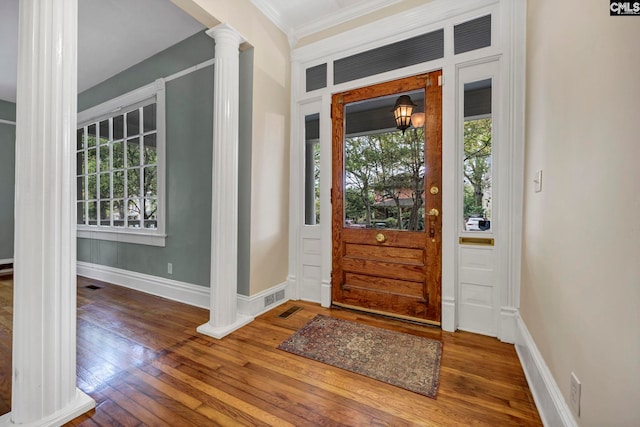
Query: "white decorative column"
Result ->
[[0, 0, 96, 426], [197, 24, 253, 339]]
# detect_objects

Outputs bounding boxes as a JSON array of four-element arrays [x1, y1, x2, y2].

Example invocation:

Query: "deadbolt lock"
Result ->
[[430, 186, 439, 195], [375, 233, 386, 243]]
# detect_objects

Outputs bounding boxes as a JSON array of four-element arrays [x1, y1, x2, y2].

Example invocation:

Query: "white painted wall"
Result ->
[[522, 0, 640, 425]]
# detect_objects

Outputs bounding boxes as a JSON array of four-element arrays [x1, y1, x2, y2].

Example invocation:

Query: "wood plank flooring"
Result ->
[[0, 275, 542, 426]]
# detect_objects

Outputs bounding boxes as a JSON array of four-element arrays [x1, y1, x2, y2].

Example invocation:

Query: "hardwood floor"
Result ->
[[0, 275, 542, 426]]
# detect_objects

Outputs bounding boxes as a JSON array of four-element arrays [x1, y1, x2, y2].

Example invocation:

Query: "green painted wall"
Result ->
[[237, 48, 253, 296], [0, 100, 16, 122], [77, 31, 254, 290], [78, 32, 217, 111], [0, 101, 16, 260], [78, 32, 217, 286]]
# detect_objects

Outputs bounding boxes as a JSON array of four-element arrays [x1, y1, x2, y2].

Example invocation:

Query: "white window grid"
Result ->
[[76, 79, 166, 246]]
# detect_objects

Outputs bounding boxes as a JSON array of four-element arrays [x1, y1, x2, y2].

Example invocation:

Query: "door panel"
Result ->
[[332, 72, 442, 324]]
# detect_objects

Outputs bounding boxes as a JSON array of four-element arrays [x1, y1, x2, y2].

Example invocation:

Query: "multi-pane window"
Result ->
[[76, 80, 165, 245]]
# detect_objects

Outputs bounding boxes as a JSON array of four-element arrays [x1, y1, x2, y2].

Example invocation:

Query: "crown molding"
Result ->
[[250, 0, 404, 47], [294, 0, 403, 41], [292, 0, 497, 63], [249, 0, 294, 39]]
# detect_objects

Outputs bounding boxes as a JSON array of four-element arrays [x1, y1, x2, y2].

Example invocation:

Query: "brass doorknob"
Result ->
[[375, 233, 386, 243], [428, 208, 439, 216]]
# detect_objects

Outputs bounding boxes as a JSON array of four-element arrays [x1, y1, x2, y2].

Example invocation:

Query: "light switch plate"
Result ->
[[570, 372, 581, 416], [534, 170, 542, 193]]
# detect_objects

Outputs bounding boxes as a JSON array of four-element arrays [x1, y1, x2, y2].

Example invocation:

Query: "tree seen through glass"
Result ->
[[344, 127, 425, 231], [77, 104, 158, 229], [463, 117, 492, 230]]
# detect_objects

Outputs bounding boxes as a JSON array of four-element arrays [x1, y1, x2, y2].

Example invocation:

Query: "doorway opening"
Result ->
[[331, 72, 442, 325]]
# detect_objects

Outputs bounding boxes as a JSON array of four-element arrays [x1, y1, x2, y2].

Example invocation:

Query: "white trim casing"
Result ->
[[516, 314, 578, 427], [77, 79, 167, 247], [77, 228, 167, 247], [77, 79, 164, 125], [289, 0, 526, 336]]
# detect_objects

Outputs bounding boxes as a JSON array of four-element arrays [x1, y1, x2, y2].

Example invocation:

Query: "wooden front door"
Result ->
[[331, 72, 442, 325]]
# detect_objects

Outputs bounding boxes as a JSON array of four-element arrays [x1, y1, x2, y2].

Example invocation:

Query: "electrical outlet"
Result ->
[[167, 263, 173, 275], [570, 372, 581, 417]]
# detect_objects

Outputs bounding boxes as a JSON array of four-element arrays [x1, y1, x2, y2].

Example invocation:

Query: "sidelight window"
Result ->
[[462, 78, 493, 232]]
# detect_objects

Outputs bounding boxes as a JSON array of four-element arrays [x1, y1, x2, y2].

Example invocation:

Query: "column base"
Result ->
[[0, 389, 95, 427], [197, 313, 254, 339]]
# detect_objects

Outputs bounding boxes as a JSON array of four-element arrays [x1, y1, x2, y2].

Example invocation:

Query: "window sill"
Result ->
[[77, 227, 166, 247]]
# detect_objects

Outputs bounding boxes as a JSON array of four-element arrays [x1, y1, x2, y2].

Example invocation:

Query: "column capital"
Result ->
[[206, 23, 246, 46]]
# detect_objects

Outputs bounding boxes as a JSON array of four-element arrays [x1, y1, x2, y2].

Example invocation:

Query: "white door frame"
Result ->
[[287, 0, 526, 342]]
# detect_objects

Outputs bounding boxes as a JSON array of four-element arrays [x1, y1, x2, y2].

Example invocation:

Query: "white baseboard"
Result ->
[[77, 262, 293, 319], [77, 261, 210, 308], [237, 280, 290, 317], [498, 306, 518, 344], [515, 314, 577, 427]]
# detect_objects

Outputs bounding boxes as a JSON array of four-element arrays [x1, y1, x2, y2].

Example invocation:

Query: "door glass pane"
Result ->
[[304, 113, 320, 225], [463, 78, 492, 232], [344, 90, 426, 231]]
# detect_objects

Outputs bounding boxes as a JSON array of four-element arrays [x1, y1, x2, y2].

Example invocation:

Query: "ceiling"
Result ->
[[0, 0, 205, 103], [0, 0, 397, 104]]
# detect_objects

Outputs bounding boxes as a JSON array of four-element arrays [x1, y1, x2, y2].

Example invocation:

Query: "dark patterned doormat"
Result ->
[[277, 314, 442, 398]]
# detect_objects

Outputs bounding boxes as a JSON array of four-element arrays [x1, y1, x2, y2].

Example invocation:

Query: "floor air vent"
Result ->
[[278, 306, 303, 319]]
